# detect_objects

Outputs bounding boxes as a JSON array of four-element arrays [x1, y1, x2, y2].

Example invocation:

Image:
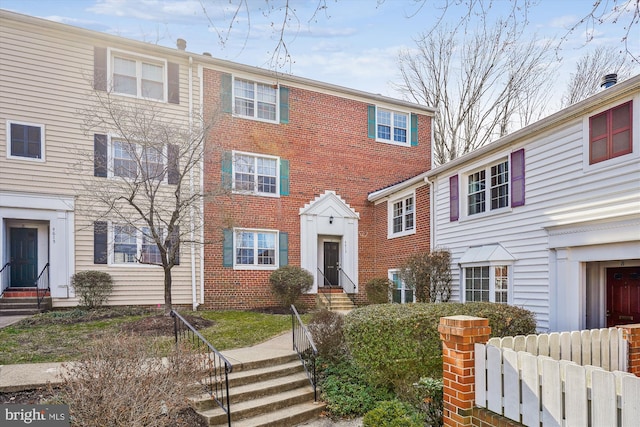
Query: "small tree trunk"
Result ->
[[164, 267, 173, 315]]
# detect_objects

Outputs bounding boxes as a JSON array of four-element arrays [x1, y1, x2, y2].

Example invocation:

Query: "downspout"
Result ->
[[188, 55, 198, 311], [424, 176, 435, 251], [198, 64, 205, 307]]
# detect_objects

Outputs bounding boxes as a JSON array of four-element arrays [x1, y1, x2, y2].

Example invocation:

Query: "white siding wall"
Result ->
[[0, 12, 203, 308], [433, 91, 640, 332]]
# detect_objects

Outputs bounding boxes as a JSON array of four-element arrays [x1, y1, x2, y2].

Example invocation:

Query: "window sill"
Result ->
[[232, 190, 280, 198], [375, 138, 411, 147], [113, 91, 166, 103], [6, 155, 46, 163], [459, 206, 512, 223], [233, 265, 278, 271], [232, 113, 279, 125], [387, 229, 417, 239]]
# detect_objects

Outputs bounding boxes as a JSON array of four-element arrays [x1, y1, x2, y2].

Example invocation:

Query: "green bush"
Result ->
[[71, 271, 114, 309], [362, 400, 424, 427], [308, 309, 347, 361], [343, 302, 536, 387], [319, 358, 393, 418], [365, 277, 392, 304], [269, 266, 313, 308], [413, 377, 443, 427]]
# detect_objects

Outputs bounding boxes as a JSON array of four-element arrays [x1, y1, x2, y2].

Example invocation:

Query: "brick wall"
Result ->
[[201, 69, 432, 310]]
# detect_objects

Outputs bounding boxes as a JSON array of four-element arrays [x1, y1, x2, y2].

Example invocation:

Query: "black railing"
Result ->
[[0, 262, 10, 297], [317, 268, 337, 310], [291, 304, 318, 401], [35, 263, 50, 310], [338, 267, 357, 304], [170, 310, 232, 426]]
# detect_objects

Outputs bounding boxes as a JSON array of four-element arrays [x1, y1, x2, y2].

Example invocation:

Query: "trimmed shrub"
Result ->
[[365, 277, 392, 304], [308, 309, 347, 361], [269, 266, 313, 308], [362, 400, 424, 427], [413, 377, 443, 427], [70, 270, 114, 309], [319, 358, 393, 418], [343, 302, 536, 387]]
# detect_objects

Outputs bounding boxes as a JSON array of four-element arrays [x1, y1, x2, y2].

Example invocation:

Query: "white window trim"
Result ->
[[375, 106, 411, 146], [108, 223, 163, 267], [232, 75, 280, 124], [233, 228, 279, 270], [460, 263, 512, 304], [581, 94, 639, 173], [388, 269, 416, 304], [108, 136, 168, 183], [107, 48, 168, 102], [459, 155, 511, 222], [387, 189, 416, 239], [6, 120, 46, 162], [231, 150, 280, 197]]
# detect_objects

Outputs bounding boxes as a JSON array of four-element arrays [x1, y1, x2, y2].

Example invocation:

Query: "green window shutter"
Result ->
[[221, 73, 232, 114], [223, 229, 233, 267], [279, 86, 289, 124], [280, 159, 289, 196], [410, 113, 418, 146], [279, 232, 288, 267], [367, 105, 376, 139], [221, 151, 232, 190]]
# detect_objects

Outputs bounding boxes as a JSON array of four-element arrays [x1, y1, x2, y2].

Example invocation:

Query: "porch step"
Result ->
[[0, 290, 51, 315], [317, 292, 355, 312], [191, 352, 324, 426]]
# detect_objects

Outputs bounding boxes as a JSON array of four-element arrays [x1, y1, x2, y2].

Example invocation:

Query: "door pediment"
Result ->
[[299, 190, 359, 219]]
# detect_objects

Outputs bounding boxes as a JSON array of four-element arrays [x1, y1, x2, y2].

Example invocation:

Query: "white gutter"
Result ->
[[424, 175, 435, 251], [198, 63, 205, 307], [188, 55, 198, 311]]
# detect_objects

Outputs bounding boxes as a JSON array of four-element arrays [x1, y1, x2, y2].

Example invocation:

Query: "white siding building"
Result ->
[[425, 75, 640, 332]]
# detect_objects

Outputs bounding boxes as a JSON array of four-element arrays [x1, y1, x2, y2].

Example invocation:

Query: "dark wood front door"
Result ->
[[606, 267, 640, 327], [10, 228, 38, 287], [323, 242, 339, 287]]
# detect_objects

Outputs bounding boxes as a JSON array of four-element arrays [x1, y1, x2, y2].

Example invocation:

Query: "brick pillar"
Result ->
[[619, 323, 640, 377], [439, 315, 491, 427]]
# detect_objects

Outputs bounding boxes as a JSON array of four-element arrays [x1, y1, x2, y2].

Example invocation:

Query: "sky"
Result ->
[[1, 0, 638, 110]]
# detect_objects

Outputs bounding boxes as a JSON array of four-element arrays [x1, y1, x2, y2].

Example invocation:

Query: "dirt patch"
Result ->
[[120, 313, 215, 336]]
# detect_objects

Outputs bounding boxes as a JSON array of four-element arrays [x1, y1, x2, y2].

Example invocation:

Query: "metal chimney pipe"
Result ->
[[176, 38, 186, 50], [601, 73, 618, 89]]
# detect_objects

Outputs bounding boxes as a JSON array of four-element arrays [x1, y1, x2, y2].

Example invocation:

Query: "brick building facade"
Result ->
[[201, 67, 434, 309]]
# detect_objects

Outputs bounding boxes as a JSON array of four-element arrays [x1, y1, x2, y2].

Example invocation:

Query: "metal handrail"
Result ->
[[338, 267, 357, 304], [291, 304, 318, 401], [35, 263, 50, 310], [0, 262, 10, 297], [170, 310, 233, 426], [317, 268, 337, 310]]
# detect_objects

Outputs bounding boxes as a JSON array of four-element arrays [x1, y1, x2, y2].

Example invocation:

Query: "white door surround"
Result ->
[[299, 191, 359, 293]]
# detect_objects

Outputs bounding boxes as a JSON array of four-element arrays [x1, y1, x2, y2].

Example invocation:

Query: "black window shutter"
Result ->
[[511, 149, 525, 207], [449, 175, 459, 222], [94, 134, 108, 177], [94, 221, 108, 264], [169, 226, 180, 265], [167, 144, 180, 185], [94, 47, 107, 91], [167, 62, 180, 104]]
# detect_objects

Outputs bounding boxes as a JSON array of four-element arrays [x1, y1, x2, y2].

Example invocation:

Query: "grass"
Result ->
[[0, 308, 302, 365]]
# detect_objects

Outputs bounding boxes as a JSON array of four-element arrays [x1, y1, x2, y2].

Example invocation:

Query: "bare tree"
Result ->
[[396, 17, 556, 164], [562, 46, 639, 107], [76, 88, 221, 314]]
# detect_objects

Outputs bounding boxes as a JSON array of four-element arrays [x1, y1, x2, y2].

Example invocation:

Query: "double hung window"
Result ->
[[467, 160, 509, 216], [233, 152, 279, 195], [113, 225, 163, 265], [464, 265, 510, 303], [112, 140, 166, 181], [377, 108, 409, 144], [235, 229, 277, 268], [113, 55, 165, 100], [7, 121, 44, 161], [234, 78, 277, 121], [389, 193, 415, 237], [389, 270, 414, 304]]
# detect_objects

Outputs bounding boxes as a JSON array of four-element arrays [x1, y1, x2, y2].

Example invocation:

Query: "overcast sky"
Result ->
[[2, 0, 638, 109]]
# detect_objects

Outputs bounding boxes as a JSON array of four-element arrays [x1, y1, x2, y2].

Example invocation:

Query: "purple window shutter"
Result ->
[[449, 175, 459, 222], [511, 149, 525, 207]]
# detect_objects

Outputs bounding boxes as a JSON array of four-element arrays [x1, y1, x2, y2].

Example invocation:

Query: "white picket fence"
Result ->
[[475, 328, 640, 427]]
